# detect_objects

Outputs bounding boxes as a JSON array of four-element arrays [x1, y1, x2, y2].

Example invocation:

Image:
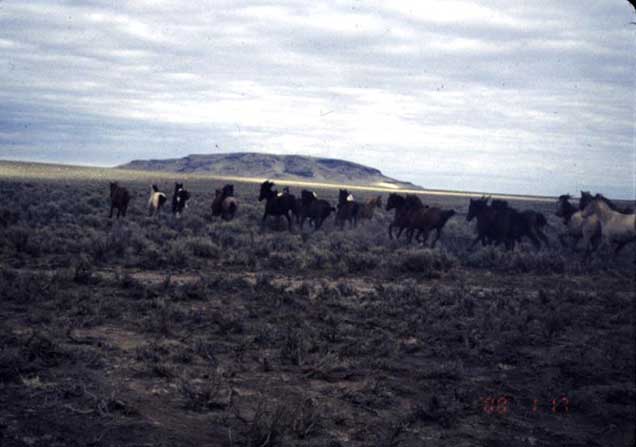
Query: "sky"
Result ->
[[0, 1, 634, 198]]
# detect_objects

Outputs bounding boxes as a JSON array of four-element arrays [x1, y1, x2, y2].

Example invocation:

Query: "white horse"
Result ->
[[581, 195, 636, 255], [148, 185, 167, 216], [555, 194, 600, 251]]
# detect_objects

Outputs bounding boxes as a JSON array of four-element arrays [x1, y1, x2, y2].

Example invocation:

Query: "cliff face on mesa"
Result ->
[[118, 152, 416, 187]]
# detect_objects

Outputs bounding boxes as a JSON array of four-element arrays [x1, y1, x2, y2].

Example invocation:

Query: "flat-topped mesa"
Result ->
[[118, 152, 415, 188]]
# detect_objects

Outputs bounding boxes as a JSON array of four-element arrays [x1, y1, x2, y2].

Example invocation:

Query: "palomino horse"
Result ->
[[147, 185, 167, 216], [258, 181, 296, 231], [109, 182, 130, 219], [555, 193, 600, 251], [211, 184, 238, 220], [581, 194, 636, 256], [358, 196, 382, 221], [172, 183, 191, 218]]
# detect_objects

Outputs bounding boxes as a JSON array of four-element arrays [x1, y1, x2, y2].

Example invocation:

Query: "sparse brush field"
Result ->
[[0, 174, 634, 447]]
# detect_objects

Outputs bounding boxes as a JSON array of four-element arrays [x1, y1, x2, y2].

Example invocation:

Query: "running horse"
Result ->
[[258, 181, 297, 231]]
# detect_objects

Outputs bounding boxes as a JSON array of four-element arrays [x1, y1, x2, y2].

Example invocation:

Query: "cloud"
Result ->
[[0, 0, 634, 197]]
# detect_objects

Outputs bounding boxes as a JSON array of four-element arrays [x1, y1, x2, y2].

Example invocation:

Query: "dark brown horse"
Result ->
[[298, 190, 335, 231], [386, 193, 425, 240], [406, 207, 456, 247], [467, 197, 544, 250], [109, 182, 130, 219], [335, 189, 360, 229], [258, 181, 296, 231], [212, 184, 238, 221]]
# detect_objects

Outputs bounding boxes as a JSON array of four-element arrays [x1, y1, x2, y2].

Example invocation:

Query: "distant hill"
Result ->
[[118, 152, 418, 188]]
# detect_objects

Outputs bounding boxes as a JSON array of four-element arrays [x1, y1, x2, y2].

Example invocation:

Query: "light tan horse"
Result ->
[[581, 195, 636, 255], [147, 185, 167, 216], [358, 196, 382, 221], [555, 194, 600, 251]]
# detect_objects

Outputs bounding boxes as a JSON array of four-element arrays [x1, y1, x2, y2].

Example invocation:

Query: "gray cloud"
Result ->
[[0, 0, 634, 197]]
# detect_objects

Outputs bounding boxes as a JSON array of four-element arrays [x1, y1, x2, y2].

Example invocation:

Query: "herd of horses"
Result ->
[[109, 180, 635, 258]]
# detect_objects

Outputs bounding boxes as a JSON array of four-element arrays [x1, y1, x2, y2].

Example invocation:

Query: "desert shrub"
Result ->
[[344, 251, 379, 273], [389, 249, 456, 276], [178, 373, 228, 411], [138, 244, 167, 270], [73, 255, 98, 285], [464, 247, 566, 274], [267, 251, 299, 271], [5, 226, 31, 253], [185, 237, 220, 259], [280, 325, 309, 366], [0, 269, 58, 303], [232, 398, 291, 447], [172, 279, 208, 301]]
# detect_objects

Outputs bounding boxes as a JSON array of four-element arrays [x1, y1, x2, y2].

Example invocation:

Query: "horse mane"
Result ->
[[595, 193, 634, 214], [404, 194, 424, 209], [491, 199, 509, 210], [301, 190, 316, 206]]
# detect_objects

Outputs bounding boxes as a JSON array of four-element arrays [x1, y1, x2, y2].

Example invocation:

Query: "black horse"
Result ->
[[258, 181, 297, 231], [172, 183, 191, 218], [298, 190, 335, 231], [109, 182, 130, 219], [467, 197, 544, 250], [490, 199, 543, 250], [386, 193, 425, 240], [335, 189, 360, 229]]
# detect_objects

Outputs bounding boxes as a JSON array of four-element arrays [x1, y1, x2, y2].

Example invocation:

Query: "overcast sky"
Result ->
[[0, 1, 634, 197]]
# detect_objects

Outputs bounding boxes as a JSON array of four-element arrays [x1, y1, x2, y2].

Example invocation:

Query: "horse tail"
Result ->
[[158, 194, 167, 207]]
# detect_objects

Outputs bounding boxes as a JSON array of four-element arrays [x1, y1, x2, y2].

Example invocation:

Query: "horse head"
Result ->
[[386, 193, 403, 211], [467, 197, 488, 222], [222, 184, 234, 197], [338, 189, 349, 204], [579, 191, 593, 211], [259, 181, 275, 202], [301, 190, 316, 206]]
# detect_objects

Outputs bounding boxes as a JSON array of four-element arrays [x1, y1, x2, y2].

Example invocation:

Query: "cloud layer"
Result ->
[[0, 0, 634, 197]]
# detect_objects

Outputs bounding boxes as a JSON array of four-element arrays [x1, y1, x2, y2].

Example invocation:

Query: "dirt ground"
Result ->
[[0, 175, 634, 446]]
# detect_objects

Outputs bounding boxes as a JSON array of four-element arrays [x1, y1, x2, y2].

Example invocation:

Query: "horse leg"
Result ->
[[431, 228, 442, 248], [528, 232, 541, 251], [537, 230, 549, 248], [109, 205, 114, 218], [420, 230, 431, 247], [388, 223, 394, 240], [285, 213, 293, 232]]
